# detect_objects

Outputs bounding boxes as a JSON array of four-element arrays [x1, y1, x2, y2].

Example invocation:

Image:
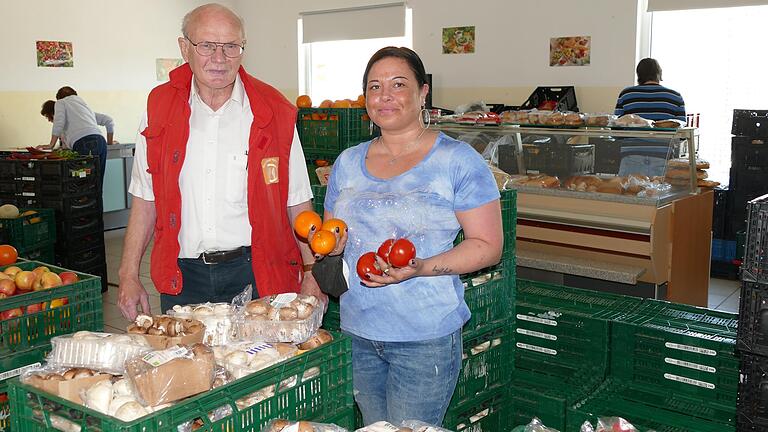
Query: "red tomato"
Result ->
[[356, 252, 382, 280], [388, 239, 416, 267], [0, 393, 7, 403], [0, 244, 18, 266], [376, 239, 395, 263]]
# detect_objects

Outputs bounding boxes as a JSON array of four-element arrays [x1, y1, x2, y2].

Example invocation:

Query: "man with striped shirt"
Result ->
[[614, 58, 686, 176]]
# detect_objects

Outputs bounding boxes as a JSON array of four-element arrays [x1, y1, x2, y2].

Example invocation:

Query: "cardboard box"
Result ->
[[25, 373, 112, 404], [128, 348, 214, 406]]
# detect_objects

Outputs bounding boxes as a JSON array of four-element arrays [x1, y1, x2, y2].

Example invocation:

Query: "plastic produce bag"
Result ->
[[523, 417, 560, 432], [482, 134, 516, 166], [400, 419, 454, 432], [212, 341, 297, 380], [125, 344, 215, 406], [594, 417, 638, 432], [265, 419, 349, 432]]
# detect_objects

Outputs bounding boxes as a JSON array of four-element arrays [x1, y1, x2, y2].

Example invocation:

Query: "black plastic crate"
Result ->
[[737, 351, 768, 430], [0, 194, 40, 208], [56, 242, 106, 270], [56, 212, 104, 240], [743, 194, 768, 284], [0, 159, 40, 181], [42, 192, 102, 219], [520, 86, 578, 112], [733, 109, 768, 138], [714, 186, 729, 240], [738, 281, 768, 355], [38, 156, 98, 181], [727, 169, 768, 239], [0, 181, 38, 196], [523, 143, 594, 178], [54, 231, 104, 255], [37, 176, 98, 196], [75, 261, 108, 293], [732, 137, 768, 169]]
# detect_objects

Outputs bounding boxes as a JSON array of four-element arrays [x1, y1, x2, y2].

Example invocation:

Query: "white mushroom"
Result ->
[[135, 314, 153, 329], [84, 380, 113, 414], [114, 401, 149, 422]]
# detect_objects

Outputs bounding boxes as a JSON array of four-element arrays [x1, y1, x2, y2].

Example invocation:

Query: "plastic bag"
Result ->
[[400, 419, 453, 432], [523, 417, 560, 432], [454, 101, 488, 115], [594, 417, 638, 432], [482, 134, 516, 165], [614, 114, 653, 128], [236, 294, 325, 343], [264, 419, 349, 432], [125, 344, 215, 406]]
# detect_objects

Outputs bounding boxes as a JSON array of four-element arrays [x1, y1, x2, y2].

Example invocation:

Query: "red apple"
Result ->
[[15, 271, 36, 291], [0, 278, 16, 297], [25, 303, 43, 314], [59, 271, 79, 286], [3, 266, 22, 277], [1, 308, 23, 320], [41, 272, 62, 289], [0, 272, 10, 281]]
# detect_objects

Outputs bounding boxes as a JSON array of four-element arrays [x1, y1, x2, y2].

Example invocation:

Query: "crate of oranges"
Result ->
[[295, 95, 379, 160]]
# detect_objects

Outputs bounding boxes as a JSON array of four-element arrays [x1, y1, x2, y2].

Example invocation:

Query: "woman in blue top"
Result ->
[[323, 46, 503, 426]]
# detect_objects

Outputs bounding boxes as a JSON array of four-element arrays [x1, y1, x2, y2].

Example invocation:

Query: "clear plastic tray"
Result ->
[[236, 295, 325, 343], [213, 341, 297, 380], [168, 302, 236, 346], [47, 332, 153, 374]]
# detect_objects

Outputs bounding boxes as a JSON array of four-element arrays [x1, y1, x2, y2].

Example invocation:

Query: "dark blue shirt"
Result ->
[[614, 84, 686, 122]]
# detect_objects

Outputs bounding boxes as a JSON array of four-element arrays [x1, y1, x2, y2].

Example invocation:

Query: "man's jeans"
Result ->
[[350, 328, 462, 427], [159, 251, 256, 313]]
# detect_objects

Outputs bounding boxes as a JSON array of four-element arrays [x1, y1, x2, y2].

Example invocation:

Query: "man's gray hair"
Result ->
[[182, 3, 245, 39]]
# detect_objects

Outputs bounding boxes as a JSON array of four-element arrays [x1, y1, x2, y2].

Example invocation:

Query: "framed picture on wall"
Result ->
[[550, 36, 591, 67], [442, 26, 475, 54], [36, 41, 73, 68]]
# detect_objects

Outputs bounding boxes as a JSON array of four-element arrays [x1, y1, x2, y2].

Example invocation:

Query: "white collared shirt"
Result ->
[[129, 75, 312, 258]]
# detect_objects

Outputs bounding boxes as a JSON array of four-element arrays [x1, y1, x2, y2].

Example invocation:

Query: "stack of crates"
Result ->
[[0, 156, 107, 291], [0, 260, 103, 431], [567, 298, 738, 431], [314, 187, 517, 431], [9, 332, 354, 431], [509, 280, 643, 430], [0, 209, 56, 263], [736, 193, 768, 431]]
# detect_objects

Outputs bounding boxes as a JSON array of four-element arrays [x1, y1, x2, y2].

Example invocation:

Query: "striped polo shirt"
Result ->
[[614, 84, 686, 122]]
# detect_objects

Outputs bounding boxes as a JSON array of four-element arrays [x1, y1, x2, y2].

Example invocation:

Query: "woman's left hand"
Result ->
[[362, 254, 422, 287]]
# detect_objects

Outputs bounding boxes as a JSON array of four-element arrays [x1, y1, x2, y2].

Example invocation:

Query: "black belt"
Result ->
[[198, 246, 250, 264]]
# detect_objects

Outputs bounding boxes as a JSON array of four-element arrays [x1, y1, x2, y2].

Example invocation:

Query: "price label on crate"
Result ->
[[0, 362, 41, 381], [665, 342, 717, 356], [516, 328, 557, 341], [516, 342, 557, 356], [516, 313, 558, 326], [663, 373, 715, 389], [664, 357, 716, 373]]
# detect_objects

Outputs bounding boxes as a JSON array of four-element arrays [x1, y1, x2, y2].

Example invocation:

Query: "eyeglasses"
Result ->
[[185, 37, 245, 58]]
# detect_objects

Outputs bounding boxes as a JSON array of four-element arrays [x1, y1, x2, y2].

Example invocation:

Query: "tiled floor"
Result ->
[[100, 229, 742, 332]]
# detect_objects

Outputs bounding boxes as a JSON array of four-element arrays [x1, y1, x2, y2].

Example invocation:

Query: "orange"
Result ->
[[310, 230, 337, 255], [356, 94, 365, 104], [350, 101, 364, 108], [296, 95, 312, 108], [293, 210, 322, 238], [321, 218, 347, 234], [332, 100, 352, 108], [319, 99, 333, 108]]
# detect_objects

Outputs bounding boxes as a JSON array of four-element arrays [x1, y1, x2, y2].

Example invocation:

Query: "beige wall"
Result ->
[[0, 1, 642, 149]]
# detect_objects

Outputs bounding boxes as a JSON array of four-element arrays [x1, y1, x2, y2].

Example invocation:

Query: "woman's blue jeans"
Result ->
[[72, 134, 107, 190], [350, 328, 462, 427]]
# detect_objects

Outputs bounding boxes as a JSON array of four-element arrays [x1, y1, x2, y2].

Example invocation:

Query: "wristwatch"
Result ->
[[302, 263, 315, 272]]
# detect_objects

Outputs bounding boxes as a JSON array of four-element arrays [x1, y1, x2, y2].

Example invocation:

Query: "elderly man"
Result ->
[[118, 3, 321, 320]]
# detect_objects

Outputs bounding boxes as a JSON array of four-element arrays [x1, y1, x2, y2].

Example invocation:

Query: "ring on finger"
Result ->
[[382, 267, 390, 275]]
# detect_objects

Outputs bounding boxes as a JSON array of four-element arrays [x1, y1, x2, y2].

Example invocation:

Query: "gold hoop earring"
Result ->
[[419, 105, 430, 129]]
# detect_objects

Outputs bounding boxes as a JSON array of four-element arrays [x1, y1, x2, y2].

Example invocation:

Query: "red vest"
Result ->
[[142, 63, 302, 297]]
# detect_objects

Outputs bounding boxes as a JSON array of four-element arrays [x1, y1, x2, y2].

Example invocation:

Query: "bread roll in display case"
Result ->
[[436, 124, 711, 306]]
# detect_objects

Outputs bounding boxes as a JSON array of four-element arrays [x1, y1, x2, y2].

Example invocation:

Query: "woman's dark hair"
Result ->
[[56, 86, 77, 100], [636, 58, 662, 84], [362, 46, 428, 95], [40, 100, 55, 120]]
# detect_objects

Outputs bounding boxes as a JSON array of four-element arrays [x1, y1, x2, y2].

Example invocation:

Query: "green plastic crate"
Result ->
[[509, 366, 606, 431], [15, 242, 54, 265], [0, 261, 103, 369], [0, 379, 9, 432], [450, 324, 513, 407], [454, 189, 517, 263], [0, 209, 55, 251], [297, 108, 376, 158], [322, 296, 340, 332], [513, 300, 610, 379], [610, 302, 738, 421], [566, 378, 735, 432], [516, 279, 643, 321], [444, 387, 509, 432], [312, 184, 326, 216], [10, 333, 353, 432]]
